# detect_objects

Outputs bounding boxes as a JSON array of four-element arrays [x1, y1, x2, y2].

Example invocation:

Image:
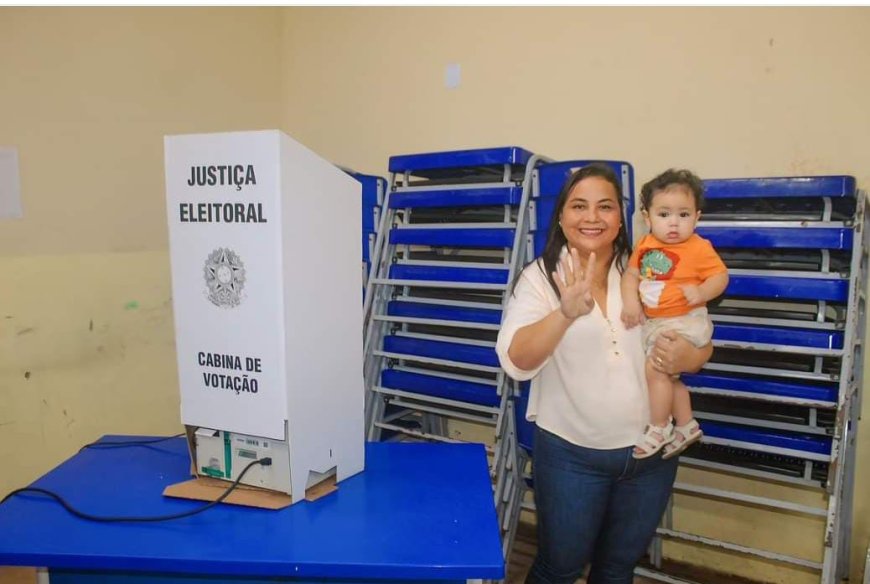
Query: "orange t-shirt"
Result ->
[[628, 233, 727, 319]]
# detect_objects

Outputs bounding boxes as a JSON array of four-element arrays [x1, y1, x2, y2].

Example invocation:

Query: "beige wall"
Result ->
[[2, 5, 869, 583], [0, 7, 282, 256], [281, 7, 870, 583], [0, 5, 282, 505], [281, 7, 870, 186]]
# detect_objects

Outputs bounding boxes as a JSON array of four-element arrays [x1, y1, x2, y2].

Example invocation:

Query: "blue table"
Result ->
[[0, 437, 504, 583]]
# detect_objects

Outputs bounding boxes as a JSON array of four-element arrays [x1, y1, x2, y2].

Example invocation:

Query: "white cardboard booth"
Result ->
[[164, 130, 364, 503]]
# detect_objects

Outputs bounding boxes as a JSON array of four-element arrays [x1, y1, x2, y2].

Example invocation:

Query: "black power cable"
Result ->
[[0, 457, 272, 522], [78, 433, 185, 452]]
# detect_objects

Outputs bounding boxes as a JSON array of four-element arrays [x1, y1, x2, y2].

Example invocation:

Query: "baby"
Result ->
[[621, 169, 728, 459]]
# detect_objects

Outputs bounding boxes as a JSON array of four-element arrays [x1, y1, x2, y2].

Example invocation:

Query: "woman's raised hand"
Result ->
[[553, 249, 596, 320]]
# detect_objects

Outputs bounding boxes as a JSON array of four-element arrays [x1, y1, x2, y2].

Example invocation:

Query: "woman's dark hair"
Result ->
[[639, 168, 705, 211], [513, 163, 631, 298]]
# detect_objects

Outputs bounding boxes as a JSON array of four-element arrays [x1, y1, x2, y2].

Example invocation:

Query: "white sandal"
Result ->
[[662, 419, 703, 460], [632, 422, 674, 459]]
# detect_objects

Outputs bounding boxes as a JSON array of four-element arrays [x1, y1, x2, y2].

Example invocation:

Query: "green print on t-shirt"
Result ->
[[639, 248, 678, 280]]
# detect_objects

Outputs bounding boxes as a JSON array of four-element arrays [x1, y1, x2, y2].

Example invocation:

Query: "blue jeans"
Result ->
[[525, 427, 678, 584]]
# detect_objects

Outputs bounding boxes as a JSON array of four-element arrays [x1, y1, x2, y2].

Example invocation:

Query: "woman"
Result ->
[[496, 163, 712, 584]]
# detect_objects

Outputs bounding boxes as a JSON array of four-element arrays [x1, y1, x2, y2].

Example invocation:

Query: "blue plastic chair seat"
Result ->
[[346, 171, 386, 206], [389, 147, 534, 175], [387, 301, 502, 324], [533, 231, 549, 257], [382, 335, 500, 368], [682, 373, 837, 404], [703, 176, 856, 200], [389, 186, 523, 209], [380, 369, 500, 408], [713, 323, 844, 350], [700, 421, 832, 456], [726, 274, 848, 302], [388, 264, 509, 285], [390, 227, 516, 248], [697, 226, 853, 251], [532, 198, 558, 233], [347, 171, 385, 233], [362, 206, 379, 232]]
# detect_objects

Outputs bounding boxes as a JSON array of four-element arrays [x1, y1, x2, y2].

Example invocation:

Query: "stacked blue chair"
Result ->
[[346, 170, 388, 297], [497, 160, 637, 560], [499, 382, 534, 561], [638, 176, 867, 584], [362, 147, 550, 533]]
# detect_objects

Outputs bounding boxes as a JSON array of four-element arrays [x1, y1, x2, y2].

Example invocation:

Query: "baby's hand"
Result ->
[[680, 284, 704, 306], [621, 302, 645, 329]]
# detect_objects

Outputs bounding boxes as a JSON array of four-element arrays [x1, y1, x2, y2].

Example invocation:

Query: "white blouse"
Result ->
[[496, 253, 650, 449]]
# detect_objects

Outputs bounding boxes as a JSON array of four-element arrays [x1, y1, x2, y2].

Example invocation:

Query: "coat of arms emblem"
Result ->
[[204, 248, 246, 308]]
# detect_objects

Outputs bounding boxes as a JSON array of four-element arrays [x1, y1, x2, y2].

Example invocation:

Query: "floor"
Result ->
[[507, 521, 658, 584]]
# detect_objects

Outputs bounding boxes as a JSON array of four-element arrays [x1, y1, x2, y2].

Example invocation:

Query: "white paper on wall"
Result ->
[[0, 147, 22, 219]]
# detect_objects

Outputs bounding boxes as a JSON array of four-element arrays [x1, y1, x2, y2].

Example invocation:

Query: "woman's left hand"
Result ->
[[650, 330, 712, 375]]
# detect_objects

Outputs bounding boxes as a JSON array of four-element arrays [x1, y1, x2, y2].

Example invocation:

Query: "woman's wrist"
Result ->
[[557, 307, 575, 322], [556, 306, 586, 324]]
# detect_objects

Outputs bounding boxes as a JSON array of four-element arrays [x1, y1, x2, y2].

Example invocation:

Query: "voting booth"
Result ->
[[164, 130, 364, 503]]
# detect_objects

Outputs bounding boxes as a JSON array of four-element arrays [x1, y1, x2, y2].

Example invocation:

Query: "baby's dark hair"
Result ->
[[640, 168, 705, 211]]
